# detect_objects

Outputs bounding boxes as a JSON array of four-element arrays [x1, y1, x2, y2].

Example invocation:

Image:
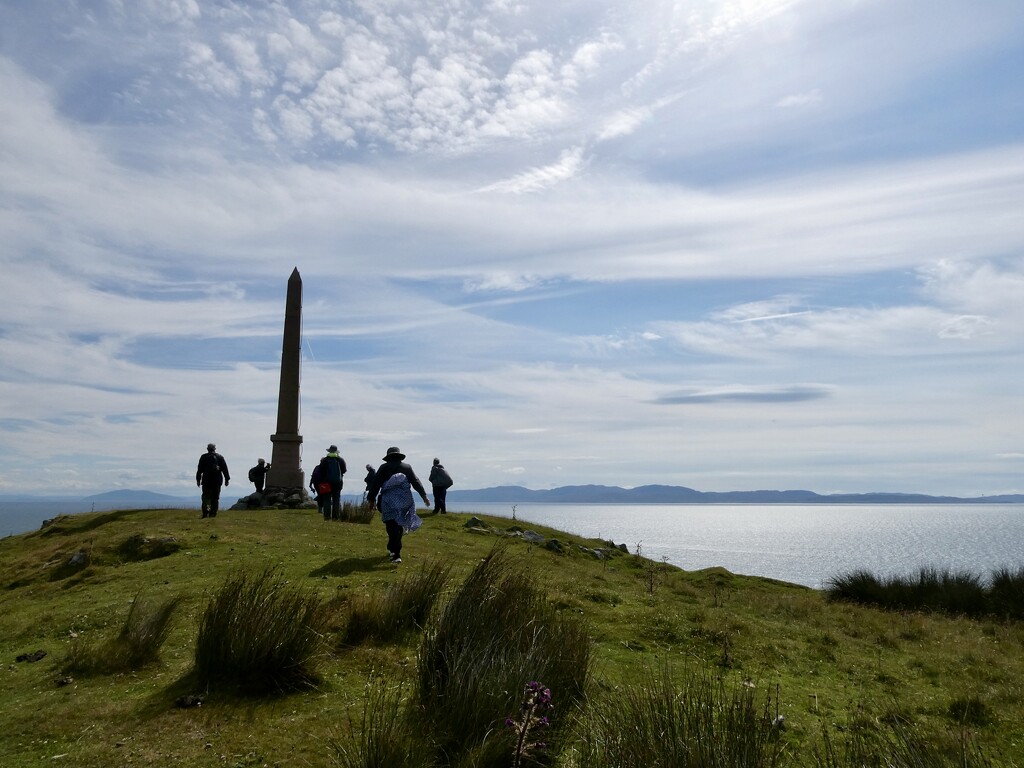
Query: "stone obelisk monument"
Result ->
[[265, 267, 305, 492]]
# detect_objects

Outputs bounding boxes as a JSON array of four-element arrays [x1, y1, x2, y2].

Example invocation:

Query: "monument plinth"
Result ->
[[265, 267, 305, 491]]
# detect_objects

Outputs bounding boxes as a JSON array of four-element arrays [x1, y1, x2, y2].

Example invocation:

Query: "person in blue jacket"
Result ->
[[367, 447, 429, 563]]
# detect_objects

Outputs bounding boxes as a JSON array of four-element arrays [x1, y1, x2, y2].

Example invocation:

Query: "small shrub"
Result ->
[[342, 559, 451, 645], [64, 591, 182, 674], [194, 565, 329, 694]]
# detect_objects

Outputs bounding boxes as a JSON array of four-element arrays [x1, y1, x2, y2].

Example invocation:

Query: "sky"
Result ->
[[1, 0, 1023, 499]]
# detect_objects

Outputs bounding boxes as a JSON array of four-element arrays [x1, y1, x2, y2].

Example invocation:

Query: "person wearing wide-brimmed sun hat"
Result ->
[[367, 447, 430, 564]]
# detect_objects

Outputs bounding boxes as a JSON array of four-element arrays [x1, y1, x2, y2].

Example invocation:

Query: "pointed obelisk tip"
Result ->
[[289, 267, 301, 281]]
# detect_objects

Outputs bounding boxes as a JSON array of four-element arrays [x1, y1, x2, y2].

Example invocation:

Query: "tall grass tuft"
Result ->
[[813, 717, 994, 768], [826, 567, 995, 618], [576, 663, 783, 768], [194, 565, 329, 694], [342, 559, 451, 645], [415, 544, 592, 764], [64, 591, 182, 675], [330, 679, 434, 768], [988, 566, 1024, 620], [340, 500, 376, 524]]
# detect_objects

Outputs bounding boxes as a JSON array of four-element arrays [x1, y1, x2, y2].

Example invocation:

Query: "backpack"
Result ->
[[436, 468, 453, 489], [248, 466, 258, 482]]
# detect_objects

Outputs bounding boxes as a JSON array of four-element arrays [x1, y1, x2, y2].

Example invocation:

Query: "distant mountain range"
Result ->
[[447, 484, 1024, 504], [1, 485, 1022, 506], [0, 490, 193, 504]]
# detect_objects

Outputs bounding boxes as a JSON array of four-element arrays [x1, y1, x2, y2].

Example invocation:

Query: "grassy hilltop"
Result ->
[[0, 506, 1021, 766]]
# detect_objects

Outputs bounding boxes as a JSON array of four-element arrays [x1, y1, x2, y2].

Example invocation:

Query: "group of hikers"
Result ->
[[195, 442, 455, 564]]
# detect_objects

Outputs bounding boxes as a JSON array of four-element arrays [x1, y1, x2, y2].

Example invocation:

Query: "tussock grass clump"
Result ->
[[988, 566, 1024, 619], [64, 591, 182, 675], [342, 559, 451, 645], [330, 680, 433, 768], [194, 565, 329, 694], [414, 545, 593, 762], [813, 717, 995, 768], [577, 663, 783, 768], [340, 501, 376, 524], [825, 567, 1009, 619], [118, 533, 182, 561]]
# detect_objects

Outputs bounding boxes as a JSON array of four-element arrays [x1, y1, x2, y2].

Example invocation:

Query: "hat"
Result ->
[[327, 445, 338, 453], [383, 446, 405, 461]]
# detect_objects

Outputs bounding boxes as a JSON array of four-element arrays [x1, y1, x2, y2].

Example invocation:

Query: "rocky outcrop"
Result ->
[[228, 487, 316, 511], [462, 517, 626, 561]]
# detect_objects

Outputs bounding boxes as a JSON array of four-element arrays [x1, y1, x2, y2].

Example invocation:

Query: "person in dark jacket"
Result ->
[[319, 445, 347, 521], [428, 457, 453, 514], [248, 458, 270, 494], [196, 443, 230, 518], [367, 447, 429, 563], [363, 463, 375, 504], [309, 462, 326, 516]]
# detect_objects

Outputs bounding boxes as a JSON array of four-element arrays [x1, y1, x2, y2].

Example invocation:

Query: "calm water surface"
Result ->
[[446, 502, 1024, 589]]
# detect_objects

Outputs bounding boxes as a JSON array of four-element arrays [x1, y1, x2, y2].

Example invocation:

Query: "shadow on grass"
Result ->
[[138, 669, 294, 723], [310, 556, 388, 578], [38, 508, 162, 538]]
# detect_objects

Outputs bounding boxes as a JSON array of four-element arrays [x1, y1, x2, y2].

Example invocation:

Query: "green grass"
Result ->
[[0, 506, 1022, 766]]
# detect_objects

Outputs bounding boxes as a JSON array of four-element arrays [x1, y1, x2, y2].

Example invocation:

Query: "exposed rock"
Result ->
[[175, 694, 205, 708], [522, 530, 546, 545], [229, 488, 316, 511]]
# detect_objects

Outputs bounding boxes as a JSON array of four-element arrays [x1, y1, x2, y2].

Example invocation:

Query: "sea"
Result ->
[[447, 501, 1024, 589], [3, 500, 1022, 590]]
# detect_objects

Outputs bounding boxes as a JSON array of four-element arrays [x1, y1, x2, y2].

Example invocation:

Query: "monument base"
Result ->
[[229, 486, 314, 511]]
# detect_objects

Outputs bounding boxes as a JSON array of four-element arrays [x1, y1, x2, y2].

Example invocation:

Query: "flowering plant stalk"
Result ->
[[506, 680, 553, 768]]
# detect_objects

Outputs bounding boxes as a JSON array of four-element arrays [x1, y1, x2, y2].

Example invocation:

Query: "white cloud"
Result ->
[[183, 42, 241, 95], [479, 146, 586, 193], [775, 88, 821, 108]]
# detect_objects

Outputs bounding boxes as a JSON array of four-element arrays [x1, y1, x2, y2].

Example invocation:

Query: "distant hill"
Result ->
[[447, 485, 1024, 504], [81, 489, 192, 504]]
